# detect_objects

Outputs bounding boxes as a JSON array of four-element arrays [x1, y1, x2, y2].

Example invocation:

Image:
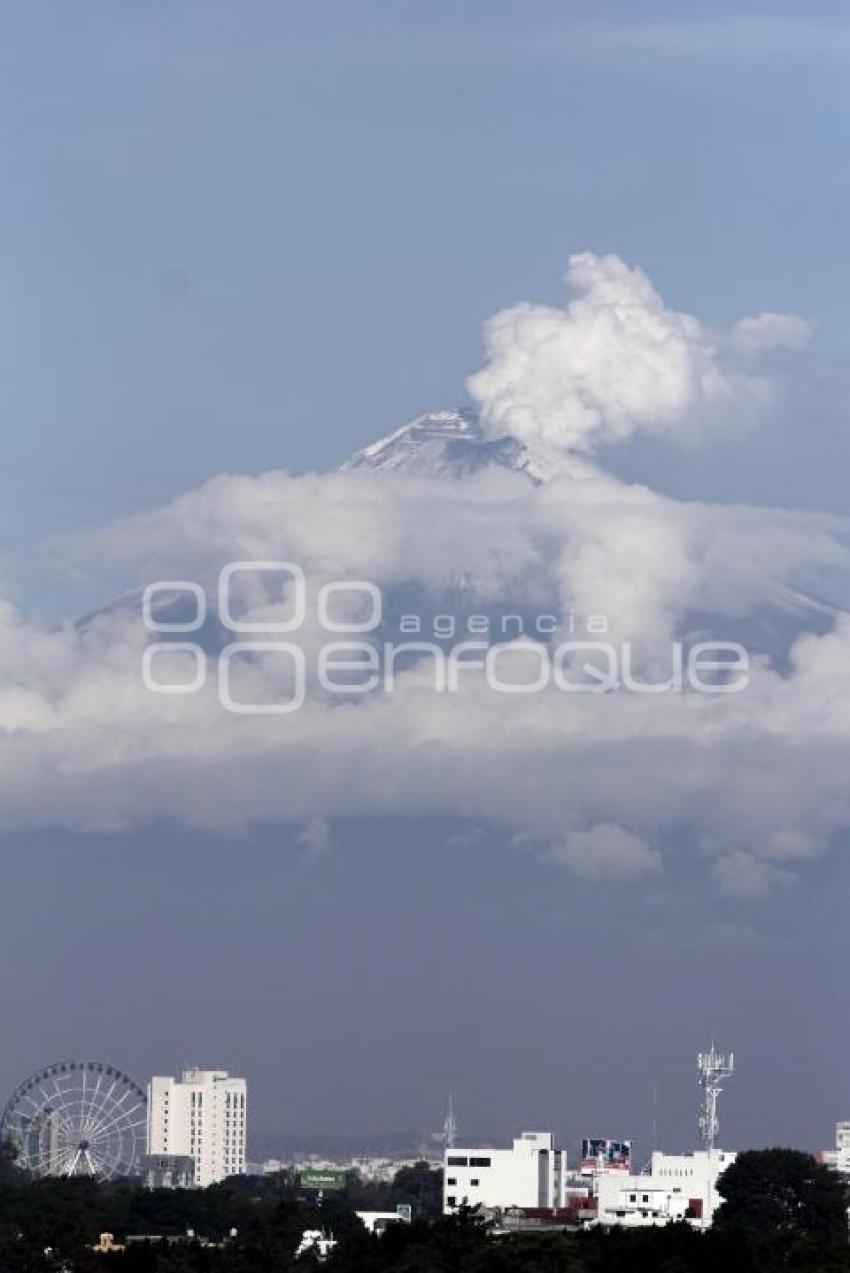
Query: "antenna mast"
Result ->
[[697, 1044, 734, 1152], [442, 1095, 458, 1150]]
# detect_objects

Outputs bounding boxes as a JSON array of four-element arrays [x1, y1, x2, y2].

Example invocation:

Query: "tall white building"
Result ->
[[444, 1131, 567, 1213], [146, 1069, 247, 1187]]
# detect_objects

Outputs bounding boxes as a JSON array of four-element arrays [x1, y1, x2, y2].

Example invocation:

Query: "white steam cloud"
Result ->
[[467, 252, 810, 454]]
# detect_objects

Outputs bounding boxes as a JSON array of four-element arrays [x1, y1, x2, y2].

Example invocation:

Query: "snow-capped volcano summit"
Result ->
[[341, 408, 593, 483]]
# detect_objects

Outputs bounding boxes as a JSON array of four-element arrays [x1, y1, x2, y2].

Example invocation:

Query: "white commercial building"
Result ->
[[444, 1131, 567, 1213], [595, 1150, 736, 1230], [594, 1173, 691, 1227], [820, 1122, 850, 1175], [147, 1069, 247, 1187]]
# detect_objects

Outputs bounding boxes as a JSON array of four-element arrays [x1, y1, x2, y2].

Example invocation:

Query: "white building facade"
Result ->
[[443, 1131, 567, 1213], [147, 1069, 247, 1187], [820, 1122, 850, 1175], [595, 1150, 736, 1230]]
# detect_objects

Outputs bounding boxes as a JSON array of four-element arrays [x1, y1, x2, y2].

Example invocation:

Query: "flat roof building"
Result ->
[[444, 1131, 567, 1213], [595, 1149, 736, 1230]]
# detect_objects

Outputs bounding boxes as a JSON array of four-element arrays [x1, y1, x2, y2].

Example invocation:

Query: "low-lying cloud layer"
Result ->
[[1, 254, 847, 899]]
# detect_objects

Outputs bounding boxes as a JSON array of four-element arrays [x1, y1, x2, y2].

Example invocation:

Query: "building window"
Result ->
[[469, 1157, 491, 1168], [446, 1196, 456, 1208], [470, 1178, 479, 1187], [447, 1156, 468, 1166], [447, 1177, 456, 1186]]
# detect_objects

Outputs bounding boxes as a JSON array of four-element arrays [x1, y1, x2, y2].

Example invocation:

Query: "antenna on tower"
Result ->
[[442, 1095, 458, 1150], [697, 1044, 734, 1152]]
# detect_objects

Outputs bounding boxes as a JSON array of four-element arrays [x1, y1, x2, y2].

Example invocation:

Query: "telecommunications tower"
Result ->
[[442, 1095, 458, 1150], [697, 1044, 734, 1152]]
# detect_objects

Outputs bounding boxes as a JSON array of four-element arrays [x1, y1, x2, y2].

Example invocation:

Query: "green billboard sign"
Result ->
[[299, 1168, 348, 1191]]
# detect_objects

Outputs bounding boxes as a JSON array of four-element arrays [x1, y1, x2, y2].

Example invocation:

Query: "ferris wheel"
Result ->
[[1, 1061, 147, 1179]]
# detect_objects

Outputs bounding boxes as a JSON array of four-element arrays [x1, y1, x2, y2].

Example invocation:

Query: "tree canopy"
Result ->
[[715, 1148, 849, 1239]]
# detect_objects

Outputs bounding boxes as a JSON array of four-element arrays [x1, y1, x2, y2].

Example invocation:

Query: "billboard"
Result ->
[[580, 1138, 631, 1172], [299, 1168, 348, 1191]]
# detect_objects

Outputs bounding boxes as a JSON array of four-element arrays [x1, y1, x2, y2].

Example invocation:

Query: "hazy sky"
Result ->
[[3, 0, 849, 564], [2, 1, 850, 1163]]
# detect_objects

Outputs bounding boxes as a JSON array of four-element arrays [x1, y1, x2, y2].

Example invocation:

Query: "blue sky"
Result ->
[[2, 0, 849, 584]]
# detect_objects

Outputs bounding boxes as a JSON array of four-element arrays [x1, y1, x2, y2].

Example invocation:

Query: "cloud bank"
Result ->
[[0, 253, 846, 899]]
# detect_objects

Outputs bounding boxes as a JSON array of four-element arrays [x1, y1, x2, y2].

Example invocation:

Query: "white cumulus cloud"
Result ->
[[551, 824, 663, 880], [467, 252, 810, 454]]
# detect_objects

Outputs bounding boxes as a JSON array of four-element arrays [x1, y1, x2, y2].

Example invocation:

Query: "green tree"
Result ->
[[0, 1137, 25, 1182], [714, 1148, 849, 1239], [390, 1161, 443, 1219]]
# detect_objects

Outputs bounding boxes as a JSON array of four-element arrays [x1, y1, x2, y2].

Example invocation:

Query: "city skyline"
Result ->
[[1, 0, 849, 1173]]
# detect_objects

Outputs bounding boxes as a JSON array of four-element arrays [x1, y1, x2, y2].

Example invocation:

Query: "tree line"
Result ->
[[0, 1146, 847, 1271]]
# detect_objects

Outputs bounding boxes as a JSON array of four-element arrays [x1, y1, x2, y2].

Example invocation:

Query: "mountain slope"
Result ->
[[77, 408, 845, 658], [341, 408, 594, 483]]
